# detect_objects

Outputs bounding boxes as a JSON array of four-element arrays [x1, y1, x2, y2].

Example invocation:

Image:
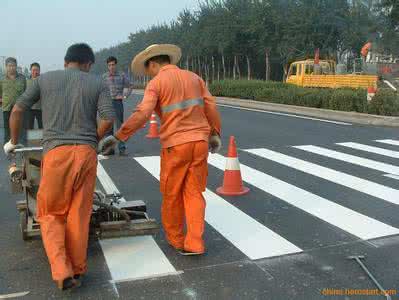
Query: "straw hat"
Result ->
[[131, 44, 182, 76]]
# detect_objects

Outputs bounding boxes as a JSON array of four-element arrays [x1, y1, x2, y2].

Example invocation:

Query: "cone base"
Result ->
[[216, 186, 250, 196]]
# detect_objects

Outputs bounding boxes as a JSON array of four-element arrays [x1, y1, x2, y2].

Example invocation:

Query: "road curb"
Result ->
[[216, 97, 399, 127]]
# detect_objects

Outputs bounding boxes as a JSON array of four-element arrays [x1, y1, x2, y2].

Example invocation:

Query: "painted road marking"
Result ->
[[96, 161, 177, 282], [384, 174, 399, 181], [245, 148, 399, 206], [376, 139, 399, 147], [99, 236, 180, 283], [337, 142, 399, 159], [0, 292, 30, 299], [97, 161, 127, 202], [294, 145, 399, 175], [208, 154, 399, 240], [135, 156, 302, 259], [217, 104, 352, 126]]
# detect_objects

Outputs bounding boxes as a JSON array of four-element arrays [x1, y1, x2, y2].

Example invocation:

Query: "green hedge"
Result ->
[[209, 80, 399, 116]]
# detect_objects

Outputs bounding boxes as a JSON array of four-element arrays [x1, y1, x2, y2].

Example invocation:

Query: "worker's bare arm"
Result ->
[[97, 119, 114, 140], [10, 104, 25, 145]]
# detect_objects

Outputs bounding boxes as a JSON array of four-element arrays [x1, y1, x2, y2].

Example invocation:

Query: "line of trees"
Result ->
[[92, 0, 399, 82]]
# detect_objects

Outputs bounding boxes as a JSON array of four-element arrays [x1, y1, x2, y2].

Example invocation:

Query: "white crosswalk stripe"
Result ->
[[337, 142, 399, 159], [208, 154, 399, 240], [96, 160, 178, 283], [294, 145, 399, 175], [384, 174, 399, 180], [376, 139, 399, 146], [245, 148, 399, 206], [135, 156, 302, 259], [96, 138, 399, 274]]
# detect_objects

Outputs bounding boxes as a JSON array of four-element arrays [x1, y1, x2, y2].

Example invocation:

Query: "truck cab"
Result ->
[[287, 59, 335, 85]]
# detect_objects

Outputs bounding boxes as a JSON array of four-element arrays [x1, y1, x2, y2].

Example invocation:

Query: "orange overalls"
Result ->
[[116, 65, 221, 252], [37, 145, 97, 281]]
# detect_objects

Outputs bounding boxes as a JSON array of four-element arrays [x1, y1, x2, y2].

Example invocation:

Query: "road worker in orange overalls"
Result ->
[[6, 44, 115, 290], [99, 44, 222, 255]]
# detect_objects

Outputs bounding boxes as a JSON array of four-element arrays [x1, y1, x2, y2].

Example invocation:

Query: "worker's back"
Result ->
[[152, 65, 213, 148], [34, 68, 112, 152]]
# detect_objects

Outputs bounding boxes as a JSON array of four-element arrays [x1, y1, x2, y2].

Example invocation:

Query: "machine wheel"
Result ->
[[19, 209, 28, 241]]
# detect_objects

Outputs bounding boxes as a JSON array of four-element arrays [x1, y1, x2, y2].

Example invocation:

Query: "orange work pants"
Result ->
[[160, 141, 208, 253], [37, 145, 97, 281]]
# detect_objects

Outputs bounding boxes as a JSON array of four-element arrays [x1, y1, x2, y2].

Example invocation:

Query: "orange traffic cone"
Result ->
[[146, 113, 159, 139], [217, 136, 249, 196]]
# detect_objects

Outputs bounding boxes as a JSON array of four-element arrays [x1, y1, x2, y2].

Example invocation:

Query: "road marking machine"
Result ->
[[9, 130, 159, 241]]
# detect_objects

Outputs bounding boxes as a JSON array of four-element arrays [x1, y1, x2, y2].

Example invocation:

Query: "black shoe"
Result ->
[[73, 274, 83, 287], [56, 277, 78, 291], [73, 274, 81, 280], [178, 250, 204, 256]]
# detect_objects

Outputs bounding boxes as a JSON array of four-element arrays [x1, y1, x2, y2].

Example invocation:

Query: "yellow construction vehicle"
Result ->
[[286, 59, 378, 89]]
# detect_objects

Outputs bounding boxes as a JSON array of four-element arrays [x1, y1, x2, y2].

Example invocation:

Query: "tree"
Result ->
[[92, 0, 397, 80]]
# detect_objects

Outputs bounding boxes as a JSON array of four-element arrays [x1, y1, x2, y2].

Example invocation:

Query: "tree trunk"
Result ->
[[222, 54, 226, 79], [265, 48, 271, 81], [198, 56, 202, 77], [217, 63, 220, 81], [246, 55, 251, 80], [211, 56, 215, 82], [233, 55, 241, 80], [233, 56, 236, 80], [186, 56, 189, 70], [205, 63, 210, 86], [282, 64, 288, 82], [192, 57, 195, 73], [236, 56, 241, 79]]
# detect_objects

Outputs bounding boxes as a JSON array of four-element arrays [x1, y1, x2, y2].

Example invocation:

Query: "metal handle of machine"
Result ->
[[93, 192, 131, 222]]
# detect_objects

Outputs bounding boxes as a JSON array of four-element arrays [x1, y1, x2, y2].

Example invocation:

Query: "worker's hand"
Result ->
[[209, 135, 222, 154], [98, 135, 119, 154], [3, 140, 22, 156]]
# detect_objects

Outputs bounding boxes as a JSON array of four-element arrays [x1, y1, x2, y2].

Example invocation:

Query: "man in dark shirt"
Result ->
[[4, 43, 115, 291], [26, 62, 43, 129], [102, 56, 131, 155]]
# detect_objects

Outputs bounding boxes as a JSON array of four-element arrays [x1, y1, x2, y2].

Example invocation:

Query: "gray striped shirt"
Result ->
[[17, 67, 115, 153]]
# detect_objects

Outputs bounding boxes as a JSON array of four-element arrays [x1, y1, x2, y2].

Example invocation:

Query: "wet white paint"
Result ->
[[96, 161, 178, 283]]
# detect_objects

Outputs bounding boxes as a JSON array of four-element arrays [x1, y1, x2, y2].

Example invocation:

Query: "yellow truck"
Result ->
[[286, 59, 378, 89]]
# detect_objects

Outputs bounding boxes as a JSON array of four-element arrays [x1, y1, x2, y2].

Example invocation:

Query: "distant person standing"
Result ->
[[102, 56, 131, 156], [27, 62, 43, 129], [0, 57, 27, 145]]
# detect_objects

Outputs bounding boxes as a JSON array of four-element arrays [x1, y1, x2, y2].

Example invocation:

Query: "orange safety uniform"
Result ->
[[37, 145, 97, 280], [116, 65, 221, 252], [361, 42, 372, 58]]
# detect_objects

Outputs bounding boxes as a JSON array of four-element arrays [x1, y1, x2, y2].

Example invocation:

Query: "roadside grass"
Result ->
[[209, 80, 399, 116]]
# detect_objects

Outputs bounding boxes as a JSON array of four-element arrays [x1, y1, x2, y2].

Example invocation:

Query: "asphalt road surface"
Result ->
[[1, 92, 399, 300]]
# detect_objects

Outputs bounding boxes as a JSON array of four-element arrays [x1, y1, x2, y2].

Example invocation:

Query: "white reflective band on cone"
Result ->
[[225, 157, 241, 171]]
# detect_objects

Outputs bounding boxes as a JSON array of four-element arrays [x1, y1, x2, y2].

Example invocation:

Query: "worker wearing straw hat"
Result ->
[[99, 44, 222, 255]]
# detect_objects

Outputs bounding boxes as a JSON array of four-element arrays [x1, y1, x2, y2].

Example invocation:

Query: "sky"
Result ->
[[0, 0, 199, 71]]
